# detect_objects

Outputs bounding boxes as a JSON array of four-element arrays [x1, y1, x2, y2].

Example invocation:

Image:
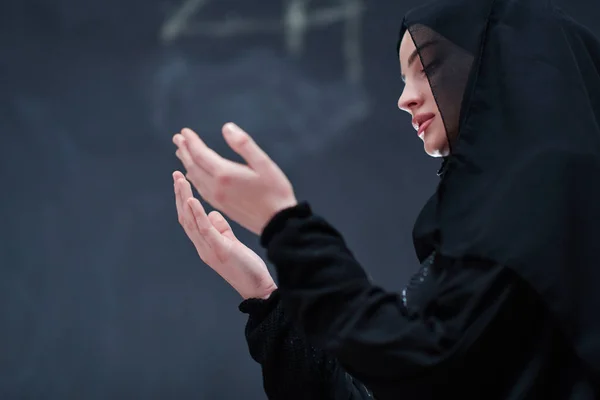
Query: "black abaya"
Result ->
[[239, 204, 596, 399], [238, 0, 600, 398]]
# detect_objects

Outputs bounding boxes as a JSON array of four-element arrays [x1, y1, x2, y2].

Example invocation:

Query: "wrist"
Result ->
[[240, 282, 278, 301], [261, 198, 299, 235], [274, 196, 299, 218], [259, 285, 277, 300], [260, 201, 313, 247]]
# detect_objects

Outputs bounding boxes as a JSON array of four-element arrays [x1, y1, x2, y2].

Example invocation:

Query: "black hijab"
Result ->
[[400, 0, 600, 380]]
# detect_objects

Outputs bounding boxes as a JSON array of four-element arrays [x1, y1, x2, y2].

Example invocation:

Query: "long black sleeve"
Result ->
[[259, 203, 544, 399], [239, 290, 373, 399]]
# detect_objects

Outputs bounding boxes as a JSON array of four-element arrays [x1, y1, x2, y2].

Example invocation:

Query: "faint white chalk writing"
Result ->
[[160, 0, 364, 83]]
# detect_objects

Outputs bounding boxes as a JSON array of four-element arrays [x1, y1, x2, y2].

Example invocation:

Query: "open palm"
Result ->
[[173, 171, 277, 300]]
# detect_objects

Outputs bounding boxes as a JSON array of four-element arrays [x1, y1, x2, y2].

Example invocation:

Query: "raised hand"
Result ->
[[173, 171, 277, 300], [173, 124, 298, 236]]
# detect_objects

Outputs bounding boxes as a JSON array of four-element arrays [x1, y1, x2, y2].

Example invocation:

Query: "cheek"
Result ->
[[423, 83, 437, 105], [433, 117, 447, 139]]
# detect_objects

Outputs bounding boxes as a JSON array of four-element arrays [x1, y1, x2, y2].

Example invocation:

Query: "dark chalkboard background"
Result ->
[[1, 0, 598, 398]]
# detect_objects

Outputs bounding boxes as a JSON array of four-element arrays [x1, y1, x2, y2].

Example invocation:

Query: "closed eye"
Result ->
[[422, 59, 441, 75]]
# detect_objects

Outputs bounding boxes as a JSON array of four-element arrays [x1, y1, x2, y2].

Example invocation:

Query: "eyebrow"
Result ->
[[408, 48, 421, 67], [401, 40, 439, 82]]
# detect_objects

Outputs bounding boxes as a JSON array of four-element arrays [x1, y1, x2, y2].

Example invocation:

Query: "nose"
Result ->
[[398, 84, 422, 113]]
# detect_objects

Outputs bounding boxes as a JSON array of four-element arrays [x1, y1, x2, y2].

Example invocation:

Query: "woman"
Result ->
[[172, 0, 600, 398]]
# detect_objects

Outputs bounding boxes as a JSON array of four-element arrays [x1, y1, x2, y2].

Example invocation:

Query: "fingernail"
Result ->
[[225, 123, 242, 137]]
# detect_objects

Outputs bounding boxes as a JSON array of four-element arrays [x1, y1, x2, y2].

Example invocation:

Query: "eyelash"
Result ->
[[402, 61, 440, 84], [421, 60, 440, 75]]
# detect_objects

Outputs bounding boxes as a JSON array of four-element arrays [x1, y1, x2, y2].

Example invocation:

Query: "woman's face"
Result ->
[[398, 31, 449, 158]]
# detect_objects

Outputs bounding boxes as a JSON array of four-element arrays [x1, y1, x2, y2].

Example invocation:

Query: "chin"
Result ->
[[423, 137, 450, 157], [424, 148, 447, 158]]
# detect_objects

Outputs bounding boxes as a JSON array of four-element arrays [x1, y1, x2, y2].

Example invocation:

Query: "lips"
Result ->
[[412, 113, 436, 138], [417, 117, 434, 137]]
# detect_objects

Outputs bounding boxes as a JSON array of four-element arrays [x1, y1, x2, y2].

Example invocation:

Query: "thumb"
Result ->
[[208, 211, 237, 241], [222, 123, 272, 172]]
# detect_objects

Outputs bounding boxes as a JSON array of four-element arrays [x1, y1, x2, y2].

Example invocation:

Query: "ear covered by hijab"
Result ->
[[401, 0, 600, 380]]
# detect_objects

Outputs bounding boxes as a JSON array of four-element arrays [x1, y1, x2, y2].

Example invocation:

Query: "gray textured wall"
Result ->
[[0, 0, 598, 398]]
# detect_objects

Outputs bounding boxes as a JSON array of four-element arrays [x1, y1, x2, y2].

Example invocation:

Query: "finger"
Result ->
[[181, 128, 230, 176], [174, 141, 213, 197], [222, 122, 272, 172], [184, 165, 213, 199], [173, 171, 185, 219], [173, 135, 196, 171], [178, 191, 211, 255], [177, 173, 195, 202], [175, 176, 202, 244], [208, 211, 237, 241], [173, 170, 186, 181], [187, 198, 225, 251]]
